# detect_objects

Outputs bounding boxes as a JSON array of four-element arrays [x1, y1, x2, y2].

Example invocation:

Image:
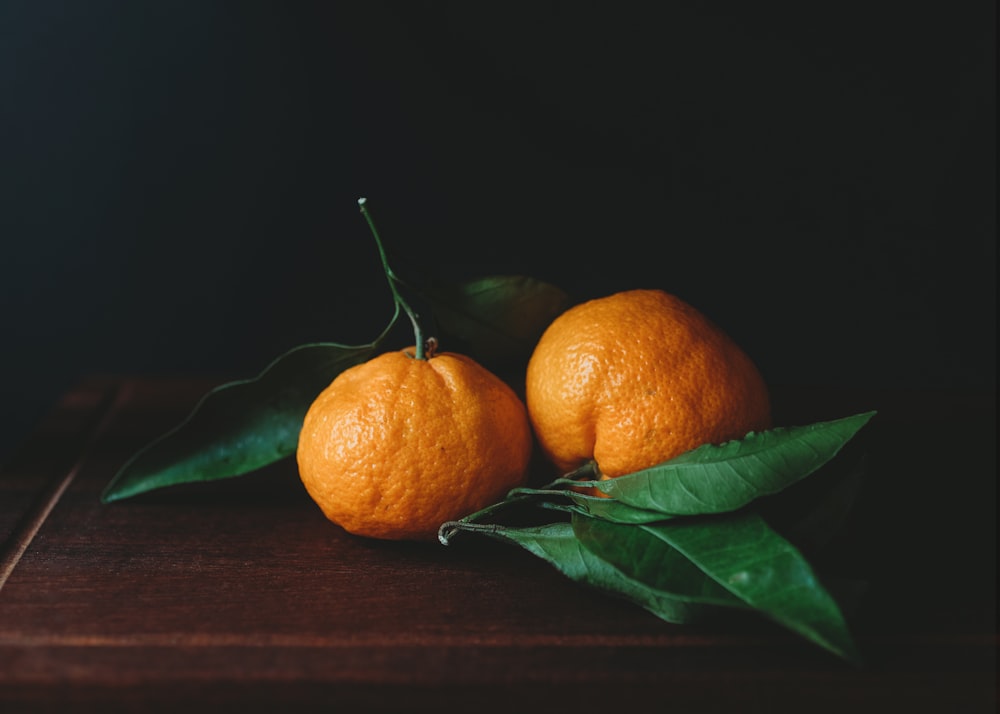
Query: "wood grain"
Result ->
[[0, 378, 122, 587], [0, 377, 995, 712]]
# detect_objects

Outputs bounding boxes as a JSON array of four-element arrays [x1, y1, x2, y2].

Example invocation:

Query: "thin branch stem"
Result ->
[[358, 197, 426, 360]]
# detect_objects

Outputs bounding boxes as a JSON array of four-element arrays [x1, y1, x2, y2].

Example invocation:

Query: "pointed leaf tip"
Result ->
[[587, 411, 877, 517], [100, 342, 376, 502]]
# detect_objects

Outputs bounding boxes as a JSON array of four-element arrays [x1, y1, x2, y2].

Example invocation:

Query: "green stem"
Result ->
[[438, 520, 507, 546], [439, 463, 605, 544], [458, 492, 537, 525], [554, 460, 601, 485], [507, 487, 577, 500], [358, 197, 427, 360]]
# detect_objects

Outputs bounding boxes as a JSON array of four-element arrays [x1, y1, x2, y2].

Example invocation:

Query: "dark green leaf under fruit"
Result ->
[[416, 275, 570, 368], [571, 515, 744, 609], [100, 343, 375, 502], [636, 513, 861, 663], [439, 520, 716, 625]]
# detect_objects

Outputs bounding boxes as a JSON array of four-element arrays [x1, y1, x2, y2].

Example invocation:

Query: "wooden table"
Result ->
[[1, 377, 995, 712]]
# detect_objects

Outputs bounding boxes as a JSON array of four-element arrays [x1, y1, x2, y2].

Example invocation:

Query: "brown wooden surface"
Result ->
[[0, 377, 995, 712]]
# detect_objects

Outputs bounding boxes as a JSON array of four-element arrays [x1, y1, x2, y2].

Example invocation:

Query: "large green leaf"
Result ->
[[415, 275, 570, 368], [440, 510, 861, 661], [439, 520, 714, 624], [565, 412, 875, 516], [571, 515, 744, 608], [100, 343, 375, 502], [641, 513, 861, 663]]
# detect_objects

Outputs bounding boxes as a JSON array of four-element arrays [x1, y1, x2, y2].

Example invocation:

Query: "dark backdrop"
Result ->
[[1, 2, 995, 462]]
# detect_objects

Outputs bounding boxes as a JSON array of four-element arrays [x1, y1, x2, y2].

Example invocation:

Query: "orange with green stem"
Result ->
[[296, 199, 533, 540]]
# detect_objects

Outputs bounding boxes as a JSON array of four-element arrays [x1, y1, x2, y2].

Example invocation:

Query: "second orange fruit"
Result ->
[[525, 289, 771, 478]]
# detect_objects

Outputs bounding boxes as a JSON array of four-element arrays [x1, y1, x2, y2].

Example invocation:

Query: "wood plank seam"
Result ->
[[0, 379, 131, 592]]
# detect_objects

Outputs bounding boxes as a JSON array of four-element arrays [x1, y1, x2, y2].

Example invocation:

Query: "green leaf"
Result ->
[[570, 412, 876, 517], [416, 275, 570, 368], [571, 514, 745, 608], [641, 512, 862, 663], [440, 520, 714, 624], [441, 512, 861, 661], [100, 342, 375, 503]]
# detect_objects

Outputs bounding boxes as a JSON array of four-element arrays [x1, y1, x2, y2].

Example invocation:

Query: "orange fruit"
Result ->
[[525, 289, 771, 479], [297, 346, 533, 540]]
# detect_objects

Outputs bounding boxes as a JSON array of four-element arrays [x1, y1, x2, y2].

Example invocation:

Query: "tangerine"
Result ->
[[297, 345, 532, 540], [525, 289, 771, 478]]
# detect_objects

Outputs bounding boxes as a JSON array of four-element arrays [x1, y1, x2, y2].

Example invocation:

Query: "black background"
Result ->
[[1, 2, 995, 462]]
